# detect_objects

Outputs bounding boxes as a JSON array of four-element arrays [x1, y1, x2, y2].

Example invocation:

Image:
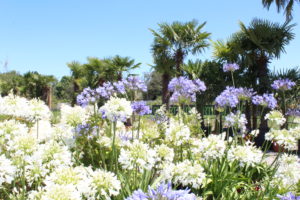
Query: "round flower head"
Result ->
[[123, 76, 147, 92], [252, 93, 277, 109], [223, 63, 240, 72], [168, 76, 206, 104], [265, 110, 286, 129], [271, 78, 296, 91], [126, 182, 198, 200], [215, 87, 253, 109], [99, 97, 133, 122], [131, 101, 152, 116], [224, 111, 248, 134]]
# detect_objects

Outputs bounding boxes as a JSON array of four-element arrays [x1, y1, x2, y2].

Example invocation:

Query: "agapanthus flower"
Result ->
[[168, 76, 206, 104], [165, 119, 191, 146], [118, 140, 157, 171], [77, 87, 98, 107], [166, 160, 206, 189], [277, 192, 300, 200], [0, 155, 16, 185], [265, 110, 286, 129], [126, 182, 198, 200], [131, 101, 152, 116], [265, 129, 297, 150], [123, 76, 147, 92], [224, 111, 248, 134], [227, 142, 263, 167], [192, 133, 227, 160], [273, 154, 300, 191], [99, 97, 133, 122], [286, 108, 300, 117], [223, 63, 240, 72], [215, 87, 254, 108], [271, 78, 296, 91], [252, 93, 277, 109]]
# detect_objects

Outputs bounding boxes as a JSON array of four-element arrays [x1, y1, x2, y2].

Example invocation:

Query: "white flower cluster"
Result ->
[[265, 129, 298, 150], [118, 140, 157, 171], [0, 93, 51, 121], [265, 110, 286, 129], [227, 142, 263, 167], [192, 133, 227, 160], [272, 154, 300, 191], [60, 104, 90, 127], [224, 111, 247, 134], [0, 154, 16, 186], [99, 97, 132, 122], [165, 119, 191, 146], [165, 160, 206, 189]]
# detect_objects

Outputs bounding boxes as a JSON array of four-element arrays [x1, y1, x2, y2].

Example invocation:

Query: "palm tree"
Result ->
[[67, 61, 86, 105], [150, 20, 210, 76], [213, 18, 295, 131], [262, 0, 299, 20], [107, 55, 141, 80], [150, 20, 210, 106]]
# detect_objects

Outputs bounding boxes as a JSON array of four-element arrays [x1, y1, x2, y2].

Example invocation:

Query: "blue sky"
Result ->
[[0, 0, 299, 79]]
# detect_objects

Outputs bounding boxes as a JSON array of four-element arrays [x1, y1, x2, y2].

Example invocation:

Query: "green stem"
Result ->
[[231, 71, 235, 87], [137, 116, 141, 139]]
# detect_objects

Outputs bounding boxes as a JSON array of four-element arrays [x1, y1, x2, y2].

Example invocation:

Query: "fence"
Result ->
[[151, 105, 216, 115]]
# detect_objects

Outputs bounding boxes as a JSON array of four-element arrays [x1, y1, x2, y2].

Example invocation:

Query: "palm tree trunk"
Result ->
[[175, 50, 184, 76], [162, 72, 170, 109]]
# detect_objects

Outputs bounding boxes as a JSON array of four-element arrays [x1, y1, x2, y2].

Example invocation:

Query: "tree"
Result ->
[[150, 20, 210, 106], [213, 18, 295, 132], [106, 55, 141, 80], [262, 0, 299, 20], [0, 71, 23, 96], [150, 20, 210, 76]]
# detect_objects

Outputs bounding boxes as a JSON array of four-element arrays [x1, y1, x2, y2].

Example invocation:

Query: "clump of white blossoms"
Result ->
[[60, 104, 89, 127], [224, 111, 248, 135], [0, 154, 16, 186], [265, 110, 286, 129], [7, 134, 38, 156], [44, 166, 91, 198], [90, 169, 121, 199], [28, 98, 51, 121], [166, 160, 206, 189], [99, 97, 132, 122], [249, 129, 260, 137], [192, 133, 227, 160], [290, 126, 300, 139], [118, 140, 157, 171], [227, 142, 263, 167], [29, 184, 82, 200], [265, 129, 297, 150], [0, 120, 28, 148], [272, 154, 300, 191], [0, 93, 30, 119], [155, 144, 174, 166], [165, 119, 191, 146]]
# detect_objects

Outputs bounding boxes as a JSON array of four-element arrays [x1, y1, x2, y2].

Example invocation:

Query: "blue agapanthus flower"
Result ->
[[123, 76, 147, 92], [215, 87, 254, 108], [131, 101, 152, 116], [223, 63, 240, 72], [252, 93, 277, 109], [168, 76, 206, 104], [126, 182, 197, 200], [277, 192, 300, 200], [271, 79, 296, 91]]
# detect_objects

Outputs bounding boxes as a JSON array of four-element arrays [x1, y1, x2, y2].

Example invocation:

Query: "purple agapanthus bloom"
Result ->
[[277, 192, 300, 200], [126, 182, 197, 200], [252, 93, 277, 109], [286, 108, 300, 117], [131, 101, 152, 116], [223, 63, 240, 72], [123, 76, 147, 92], [168, 76, 206, 104], [271, 79, 296, 91], [215, 87, 254, 108], [77, 87, 99, 107]]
